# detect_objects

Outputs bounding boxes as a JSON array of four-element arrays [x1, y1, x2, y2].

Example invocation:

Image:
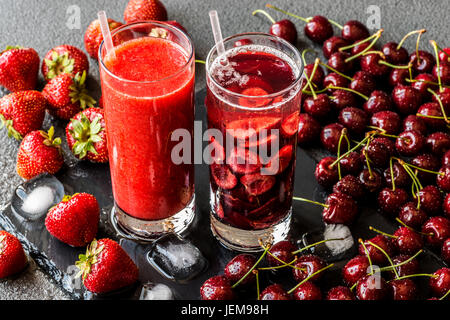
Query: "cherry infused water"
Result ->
[[206, 44, 303, 231]]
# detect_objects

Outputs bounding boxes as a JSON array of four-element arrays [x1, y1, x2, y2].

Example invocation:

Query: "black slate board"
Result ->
[[0, 89, 447, 300]]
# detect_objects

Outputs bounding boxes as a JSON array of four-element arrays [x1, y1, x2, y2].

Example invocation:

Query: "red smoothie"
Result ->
[[101, 36, 195, 220]]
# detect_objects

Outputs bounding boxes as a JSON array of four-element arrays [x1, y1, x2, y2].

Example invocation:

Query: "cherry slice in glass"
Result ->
[[210, 164, 238, 190], [240, 173, 276, 196], [238, 87, 272, 107], [264, 145, 293, 175], [227, 147, 262, 174], [281, 111, 300, 137], [226, 116, 281, 141]]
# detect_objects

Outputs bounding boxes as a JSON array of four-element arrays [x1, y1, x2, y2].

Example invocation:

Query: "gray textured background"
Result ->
[[0, 0, 448, 300]]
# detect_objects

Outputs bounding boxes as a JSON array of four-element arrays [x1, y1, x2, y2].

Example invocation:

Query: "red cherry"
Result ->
[[393, 227, 423, 254], [382, 42, 409, 64], [422, 216, 450, 246], [323, 192, 359, 225], [377, 188, 409, 215], [338, 107, 368, 135], [417, 185, 443, 215], [224, 254, 256, 285], [329, 89, 358, 111], [326, 286, 355, 300], [398, 202, 428, 229], [297, 113, 321, 146], [339, 152, 363, 176], [363, 90, 394, 115], [200, 275, 234, 300], [341, 20, 369, 42], [270, 20, 298, 44], [417, 102, 447, 130], [323, 72, 350, 90], [304, 63, 325, 88], [293, 281, 322, 300], [260, 284, 291, 300], [333, 174, 366, 200], [356, 274, 390, 300], [441, 238, 450, 264], [390, 254, 420, 278], [383, 162, 411, 189], [322, 36, 350, 59], [350, 71, 376, 96], [360, 53, 390, 77], [358, 169, 383, 193], [320, 123, 346, 153], [327, 51, 354, 74], [304, 15, 333, 43], [303, 94, 333, 120], [432, 61, 450, 85], [392, 84, 422, 115], [389, 68, 410, 87], [370, 110, 401, 134], [342, 255, 370, 286], [395, 130, 425, 156], [267, 240, 297, 267], [390, 278, 418, 300], [411, 73, 438, 99], [425, 132, 450, 156], [429, 267, 450, 297], [411, 154, 440, 184], [437, 166, 450, 192], [315, 156, 339, 187], [444, 194, 450, 217], [292, 254, 326, 282], [443, 150, 450, 167], [402, 115, 427, 134], [359, 235, 396, 265], [409, 50, 435, 73]]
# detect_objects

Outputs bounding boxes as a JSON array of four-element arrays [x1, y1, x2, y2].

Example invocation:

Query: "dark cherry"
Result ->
[[411, 73, 438, 99], [341, 20, 369, 42], [372, 137, 396, 156], [303, 94, 332, 120], [442, 238, 450, 264], [267, 240, 297, 267], [417, 185, 442, 214], [359, 235, 396, 265], [370, 110, 401, 134], [304, 15, 333, 43], [320, 123, 346, 153], [444, 150, 450, 167], [422, 216, 450, 246], [411, 154, 440, 184], [363, 90, 393, 115], [389, 68, 409, 87], [437, 165, 450, 192], [409, 50, 435, 73], [402, 115, 427, 134], [233, 38, 252, 47], [326, 286, 355, 300], [304, 63, 325, 88], [293, 281, 322, 300], [390, 278, 418, 300], [382, 42, 409, 64], [350, 71, 376, 97], [351, 41, 371, 56], [338, 107, 368, 135], [322, 36, 350, 59], [384, 162, 410, 188], [432, 87, 450, 114], [377, 187, 409, 215], [327, 51, 354, 74], [417, 102, 446, 130], [429, 267, 450, 297], [297, 113, 321, 146], [426, 132, 450, 156], [342, 255, 370, 286], [390, 254, 420, 278], [358, 169, 383, 193], [360, 53, 390, 77], [270, 19, 298, 44], [315, 156, 339, 188], [439, 47, 450, 63], [333, 174, 366, 199], [323, 73, 350, 90], [260, 284, 291, 300], [200, 275, 234, 300], [398, 202, 428, 229], [356, 275, 390, 300], [323, 192, 359, 225], [392, 84, 422, 115], [292, 254, 326, 282], [433, 61, 450, 85], [364, 139, 392, 168], [393, 227, 423, 254], [340, 151, 363, 175], [395, 130, 425, 156], [444, 193, 450, 217], [224, 254, 256, 285], [330, 90, 358, 111]]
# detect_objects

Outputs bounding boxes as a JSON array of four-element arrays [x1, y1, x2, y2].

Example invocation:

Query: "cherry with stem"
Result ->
[[287, 263, 334, 294]]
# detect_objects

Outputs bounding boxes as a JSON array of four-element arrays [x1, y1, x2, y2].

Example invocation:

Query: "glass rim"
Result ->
[[98, 21, 195, 84], [205, 32, 304, 107]]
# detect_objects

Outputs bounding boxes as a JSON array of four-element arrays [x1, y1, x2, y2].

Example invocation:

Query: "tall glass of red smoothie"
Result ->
[[99, 21, 195, 239], [205, 33, 303, 252]]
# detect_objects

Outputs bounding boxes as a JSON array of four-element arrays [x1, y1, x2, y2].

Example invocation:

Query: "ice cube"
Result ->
[[147, 233, 208, 282], [11, 173, 65, 220], [299, 224, 356, 262], [139, 282, 174, 300]]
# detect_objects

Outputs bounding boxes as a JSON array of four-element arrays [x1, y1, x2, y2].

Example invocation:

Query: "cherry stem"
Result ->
[[326, 85, 369, 100], [378, 60, 413, 70], [373, 250, 423, 274], [405, 78, 450, 89], [195, 59, 206, 64], [254, 270, 260, 300], [395, 217, 433, 236], [345, 29, 384, 63], [252, 9, 276, 24], [363, 143, 374, 179], [340, 29, 383, 51], [257, 256, 302, 270], [367, 240, 399, 278], [361, 50, 385, 58], [359, 238, 374, 275], [336, 128, 349, 180], [369, 226, 397, 239], [287, 263, 334, 294], [319, 61, 354, 81], [366, 126, 401, 139], [231, 244, 270, 288], [330, 133, 374, 167], [305, 58, 320, 99], [430, 40, 443, 90], [439, 289, 450, 300], [436, 43, 450, 59], [397, 29, 426, 50], [388, 273, 437, 283], [428, 88, 449, 123], [396, 159, 422, 208], [293, 196, 328, 208], [301, 48, 316, 66], [302, 87, 327, 95], [389, 157, 396, 191], [291, 238, 345, 255], [404, 162, 445, 176]]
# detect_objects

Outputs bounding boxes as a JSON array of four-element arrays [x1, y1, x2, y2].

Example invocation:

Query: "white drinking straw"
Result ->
[[209, 10, 227, 64], [97, 11, 116, 59]]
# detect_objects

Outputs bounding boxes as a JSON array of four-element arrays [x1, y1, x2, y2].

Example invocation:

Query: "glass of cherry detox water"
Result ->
[[205, 33, 304, 252], [99, 21, 195, 239]]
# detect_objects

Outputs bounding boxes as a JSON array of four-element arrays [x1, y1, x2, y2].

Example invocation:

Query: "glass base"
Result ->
[[111, 195, 195, 241], [210, 209, 292, 252]]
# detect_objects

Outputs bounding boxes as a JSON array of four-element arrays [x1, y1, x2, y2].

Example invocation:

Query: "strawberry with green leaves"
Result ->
[[16, 126, 64, 180], [66, 108, 108, 163], [42, 71, 96, 120], [41, 45, 89, 82], [0, 231, 28, 278], [0, 90, 47, 140], [76, 238, 139, 293], [45, 193, 99, 247], [0, 46, 40, 92], [124, 0, 168, 24], [84, 19, 124, 59]]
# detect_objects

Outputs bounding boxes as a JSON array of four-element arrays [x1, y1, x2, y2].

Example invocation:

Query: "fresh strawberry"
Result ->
[[41, 45, 89, 82], [0, 90, 46, 140], [0, 46, 39, 92], [66, 108, 108, 163], [84, 19, 124, 59], [124, 0, 168, 24], [76, 239, 139, 293], [0, 231, 28, 278], [42, 71, 96, 120], [16, 126, 64, 179], [45, 193, 99, 247]]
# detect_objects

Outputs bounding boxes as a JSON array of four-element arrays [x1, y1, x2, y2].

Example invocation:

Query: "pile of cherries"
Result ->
[[200, 5, 450, 300]]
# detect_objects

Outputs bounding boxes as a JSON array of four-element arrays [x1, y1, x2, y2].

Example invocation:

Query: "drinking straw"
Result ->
[[209, 10, 227, 64], [97, 11, 116, 59]]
